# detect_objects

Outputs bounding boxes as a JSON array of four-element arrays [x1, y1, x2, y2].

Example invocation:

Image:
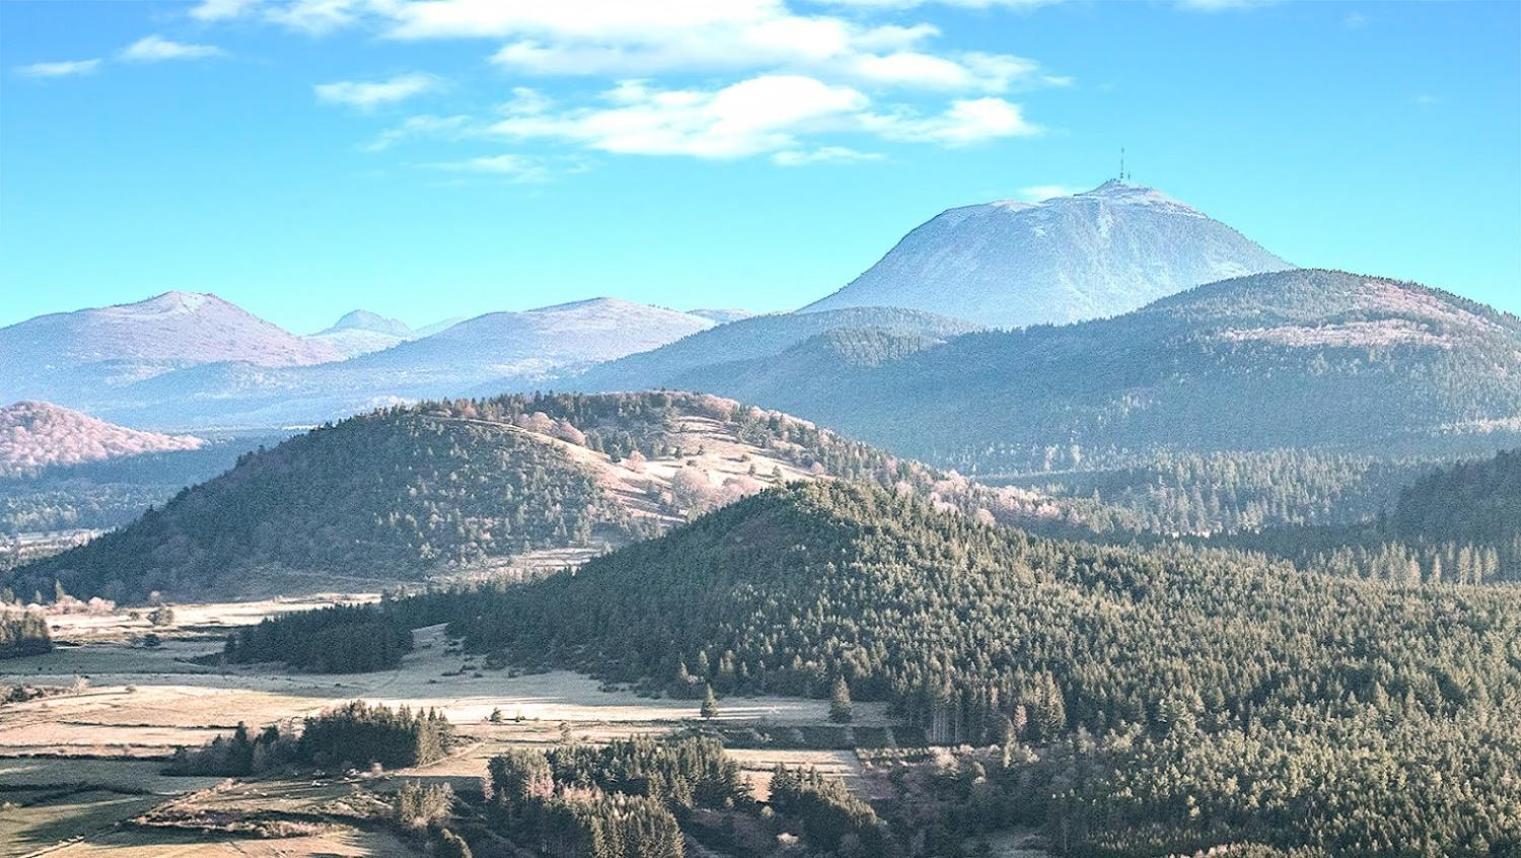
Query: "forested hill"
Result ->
[[9, 392, 1064, 602], [1390, 446, 1521, 549], [1224, 447, 1521, 583], [414, 481, 1521, 856], [651, 269, 1521, 474]]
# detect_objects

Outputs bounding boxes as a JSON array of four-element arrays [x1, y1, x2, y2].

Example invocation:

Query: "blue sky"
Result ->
[[3, 0, 1518, 332]]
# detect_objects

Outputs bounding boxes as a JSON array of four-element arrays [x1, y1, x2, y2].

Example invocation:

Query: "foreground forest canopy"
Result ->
[[389, 481, 1521, 857]]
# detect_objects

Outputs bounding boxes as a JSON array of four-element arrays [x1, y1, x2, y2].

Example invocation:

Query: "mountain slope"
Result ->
[[708, 270, 1521, 473], [0, 292, 340, 404], [565, 306, 979, 394], [802, 180, 1290, 328], [10, 392, 1054, 601], [0, 401, 203, 477]]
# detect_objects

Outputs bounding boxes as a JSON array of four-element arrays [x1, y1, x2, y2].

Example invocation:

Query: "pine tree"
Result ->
[[700, 684, 718, 720], [829, 676, 853, 723]]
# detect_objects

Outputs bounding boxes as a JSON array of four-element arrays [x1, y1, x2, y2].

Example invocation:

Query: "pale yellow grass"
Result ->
[[1, 622, 884, 760], [33, 828, 413, 857]]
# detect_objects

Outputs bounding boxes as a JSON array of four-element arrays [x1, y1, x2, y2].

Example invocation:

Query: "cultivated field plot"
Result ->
[[0, 759, 225, 858]]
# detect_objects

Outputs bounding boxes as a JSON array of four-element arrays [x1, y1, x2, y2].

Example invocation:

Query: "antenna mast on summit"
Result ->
[[1119, 147, 1127, 182]]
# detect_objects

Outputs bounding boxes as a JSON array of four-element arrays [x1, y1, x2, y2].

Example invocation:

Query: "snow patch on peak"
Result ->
[[114, 291, 218, 317], [1074, 180, 1203, 217]]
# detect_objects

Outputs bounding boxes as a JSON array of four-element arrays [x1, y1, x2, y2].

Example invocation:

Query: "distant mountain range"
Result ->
[[0, 295, 715, 430], [0, 401, 203, 478], [0, 292, 342, 405], [803, 180, 1291, 328]]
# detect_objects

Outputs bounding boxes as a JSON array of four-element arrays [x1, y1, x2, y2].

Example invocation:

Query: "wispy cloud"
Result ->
[[191, 0, 360, 34], [315, 73, 440, 110], [493, 75, 869, 160], [861, 97, 1040, 145], [120, 35, 225, 62], [772, 146, 884, 166], [189, 0, 262, 22], [16, 58, 102, 78], [491, 76, 1036, 160], [364, 114, 480, 151], [425, 153, 553, 183]]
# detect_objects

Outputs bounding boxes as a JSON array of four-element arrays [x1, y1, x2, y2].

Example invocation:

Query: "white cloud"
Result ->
[[120, 35, 226, 62], [1019, 183, 1077, 201], [494, 75, 868, 159], [315, 73, 440, 109], [862, 97, 1038, 145], [772, 146, 883, 166], [16, 59, 102, 78], [189, 0, 363, 34], [491, 75, 1034, 160], [266, 0, 365, 34], [187, 0, 1058, 167], [189, 0, 263, 21], [426, 153, 551, 182], [388, 0, 1053, 94]]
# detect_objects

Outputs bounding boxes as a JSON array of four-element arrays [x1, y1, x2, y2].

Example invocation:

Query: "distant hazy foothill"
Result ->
[[306, 309, 418, 358], [567, 305, 979, 394], [0, 401, 202, 477], [803, 180, 1291, 328], [0, 294, 717, 430]]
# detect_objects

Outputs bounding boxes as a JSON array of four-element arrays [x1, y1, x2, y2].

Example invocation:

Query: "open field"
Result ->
[[2, 621, 888, 761], [0, 599, 907, 855]]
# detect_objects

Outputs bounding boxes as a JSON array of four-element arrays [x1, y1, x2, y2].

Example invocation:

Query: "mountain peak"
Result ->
[[801, 181, 1287, 328], [0, 292, 343, 403], [325, 309, 412, 338], [113, 291, 223, 317], [1073, 179, 1203, 216]]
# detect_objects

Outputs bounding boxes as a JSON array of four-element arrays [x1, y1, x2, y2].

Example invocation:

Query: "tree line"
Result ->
[[168, 700, 454, 776], [224, 602, 412, 672]]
